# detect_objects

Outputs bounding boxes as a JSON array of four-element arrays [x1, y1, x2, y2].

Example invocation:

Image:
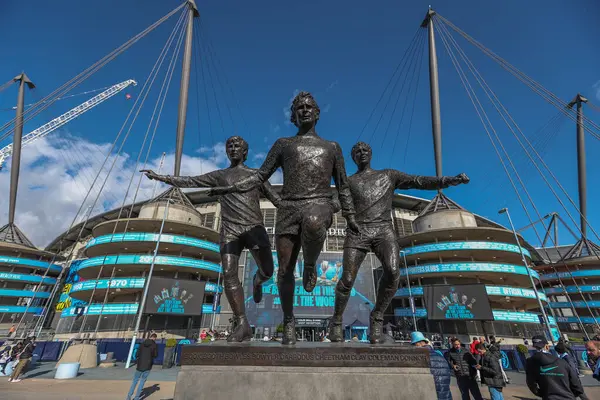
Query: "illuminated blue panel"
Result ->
[[87, 233, 219, 253], [0, 256, 61, 272], [79, 255, 222, 274], [406, 263, 540, 280], [0, 305, 44, 314], [60, 302, 221, 317], [0, 272, 57, 285], [70, 278, 223, 294], [0, 289, 51, 298], [549, 301, 600, 308], [556, 316, 600, 324], [71, 278, 146, 293], [403, 242, 531, 258], [393, 308, 541, 323], [541, 270, 600, 281], [395, 285, 547, 302], [545, 285, 600, 295]]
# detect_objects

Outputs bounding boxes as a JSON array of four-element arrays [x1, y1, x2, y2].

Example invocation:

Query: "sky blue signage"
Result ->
[[395, 285, 547, 301], [403, 241, 531, 258], [541, 270, 600, 281], [61, 302, 220, 317], [79, 255, 222, 274], [71, 278, 146, 293], [0, 256, 61, 272], [0, 272, 57, 285], [544, 285, 600, 295], [549, 301, 600, 308], [0, 289, 51, 299], [0, 305, 44, 314], [394, 307, 541, 323], [556, 316, 600, 324], [406, 263, 540, 280], [69, 278, 223, 294], [87, 233, 220, 253]]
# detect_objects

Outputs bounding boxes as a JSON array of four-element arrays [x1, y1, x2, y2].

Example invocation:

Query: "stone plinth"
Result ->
[[173, 342, 436, 400]]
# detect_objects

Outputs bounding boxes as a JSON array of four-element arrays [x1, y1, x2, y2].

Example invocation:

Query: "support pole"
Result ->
[[174, 0, 200, 176], [8, 73, 35, 224], [500, 208, 555, 342], [568, 94, 588, 238], [421, 9, 443, 180], [125, 198, 172, 368], [400, 251, 418, 331]]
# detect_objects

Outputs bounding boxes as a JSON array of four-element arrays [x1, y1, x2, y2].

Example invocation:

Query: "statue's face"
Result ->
[[226, 139, 247, 163], [352, 144, 372, 167], [294, 97, 318, 127]]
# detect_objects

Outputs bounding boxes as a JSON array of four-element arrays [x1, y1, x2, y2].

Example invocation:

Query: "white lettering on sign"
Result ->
[[327, 228, 346, 236]]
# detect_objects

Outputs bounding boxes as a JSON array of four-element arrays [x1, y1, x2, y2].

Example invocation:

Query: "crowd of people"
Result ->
[[0, 335, 36, 383]]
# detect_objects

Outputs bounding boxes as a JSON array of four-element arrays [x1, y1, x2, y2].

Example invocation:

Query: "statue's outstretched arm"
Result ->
[[141, 170, 219, 188], [391, 170, 469, 190], [260, 180, 282, 208]]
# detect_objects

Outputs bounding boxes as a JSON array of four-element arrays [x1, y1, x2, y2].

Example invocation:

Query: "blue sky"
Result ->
[[1, 0, 600, 247]]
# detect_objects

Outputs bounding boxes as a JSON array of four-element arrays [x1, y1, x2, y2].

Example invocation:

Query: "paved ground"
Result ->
[[1, 363, 599, 399]]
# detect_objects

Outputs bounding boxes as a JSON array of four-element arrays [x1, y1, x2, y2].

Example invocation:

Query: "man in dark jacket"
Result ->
[[127, 334, 158, 400], [475, 343, 505, 400], [525, 335, 587, 400], [411, 331, 452, 400], [448, 338, 483, 400], [8, 336, 35, 382]]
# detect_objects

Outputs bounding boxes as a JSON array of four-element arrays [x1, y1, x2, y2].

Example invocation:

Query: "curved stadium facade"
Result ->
[[44, 186, 563, 342]]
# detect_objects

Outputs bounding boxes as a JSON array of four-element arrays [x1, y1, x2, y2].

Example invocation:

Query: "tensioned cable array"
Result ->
[[30, 5, 189, 336], [435, 14, 600, 259], [434, 14, 600, 334], [0, 3, 186, 144]]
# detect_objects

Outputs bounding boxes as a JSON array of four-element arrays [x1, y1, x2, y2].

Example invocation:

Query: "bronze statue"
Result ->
[[142, 136, 280, 342], [208, 92, 359, 345], [328, 142, 469, 344]]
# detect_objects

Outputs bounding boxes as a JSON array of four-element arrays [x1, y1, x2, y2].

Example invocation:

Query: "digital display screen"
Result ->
[[243, 251, 375, 327], [423, 284, 493, 321], [144, 277, 206, 316]]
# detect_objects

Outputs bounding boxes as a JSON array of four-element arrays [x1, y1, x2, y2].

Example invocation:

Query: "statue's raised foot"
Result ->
[[302, 264, 317, 292]]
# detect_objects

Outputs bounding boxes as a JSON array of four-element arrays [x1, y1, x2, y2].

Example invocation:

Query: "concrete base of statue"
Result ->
[[173, 342, 437, 400]]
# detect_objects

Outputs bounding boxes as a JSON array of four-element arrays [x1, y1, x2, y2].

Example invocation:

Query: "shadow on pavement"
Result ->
[[140, 383, 160, 399]]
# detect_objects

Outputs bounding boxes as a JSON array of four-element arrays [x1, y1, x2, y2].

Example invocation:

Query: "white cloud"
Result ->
[[283, 89, 300, 126], [252, 152, 266, 161], [594, 80, 600, 101], [0, 133, 223, 248]]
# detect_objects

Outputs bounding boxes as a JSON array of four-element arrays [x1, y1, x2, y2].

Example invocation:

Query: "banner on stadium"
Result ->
[[423, 284, 494, 321]]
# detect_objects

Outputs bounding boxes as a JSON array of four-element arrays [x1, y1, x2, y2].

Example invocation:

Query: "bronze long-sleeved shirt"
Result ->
[[157, 165, 280, 227], [234, 134, 355, 217], [349, 169, 456, 225]]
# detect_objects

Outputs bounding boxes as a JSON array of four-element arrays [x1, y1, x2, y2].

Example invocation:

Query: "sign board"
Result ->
[[144, 277, 206, 316], [423, 284, 493, 321]]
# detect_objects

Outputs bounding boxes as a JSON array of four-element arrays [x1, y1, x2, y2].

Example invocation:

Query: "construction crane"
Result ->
[[0, 79, 137, 170]]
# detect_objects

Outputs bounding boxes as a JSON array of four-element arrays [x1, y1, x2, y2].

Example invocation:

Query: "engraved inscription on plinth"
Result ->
[[180, 342, 430, 368]]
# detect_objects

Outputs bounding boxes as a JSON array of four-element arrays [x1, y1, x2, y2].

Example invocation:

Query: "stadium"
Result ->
[[36, 184, 565, 344]]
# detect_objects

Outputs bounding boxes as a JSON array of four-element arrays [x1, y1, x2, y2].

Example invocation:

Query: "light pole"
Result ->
[[400, 250, 418, 331], [499, 207, 554, 343], [125, 198, 172, 368]]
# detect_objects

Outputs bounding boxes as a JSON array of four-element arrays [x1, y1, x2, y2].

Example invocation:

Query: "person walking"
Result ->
[[126, 333, 158, 400], [555, 343, 588, 400], [448, 338, 483, 400], [411, 332, 452, 400], [585, 340, 600, 381], [525, 335, 586, 400], [475, 343, 505, 400], [8, 336, 35, 383], [488, 336, 510, 384]]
